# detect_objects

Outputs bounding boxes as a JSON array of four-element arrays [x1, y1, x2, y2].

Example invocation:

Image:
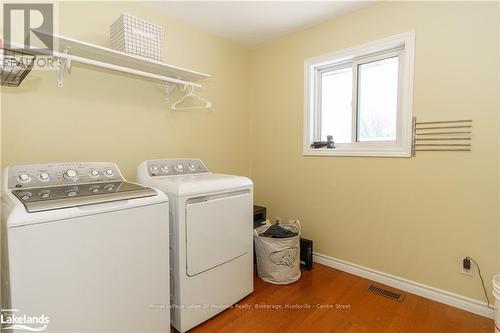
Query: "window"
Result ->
[[304, 32, 415, 157]]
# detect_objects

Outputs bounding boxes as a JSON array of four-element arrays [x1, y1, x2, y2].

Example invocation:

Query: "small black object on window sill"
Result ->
[[326, 135, 335, 148], [310, 136, 336, 149], [310, 141, 327, 149]]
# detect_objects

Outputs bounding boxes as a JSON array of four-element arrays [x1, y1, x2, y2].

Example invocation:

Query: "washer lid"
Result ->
[[147, 173, 252, 196]]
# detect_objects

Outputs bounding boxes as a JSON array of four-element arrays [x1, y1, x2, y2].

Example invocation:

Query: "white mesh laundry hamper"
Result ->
[[254, 220, 301, 285]]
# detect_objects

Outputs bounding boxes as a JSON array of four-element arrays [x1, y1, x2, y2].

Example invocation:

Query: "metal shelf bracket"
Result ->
[[164, 81, 176, 101], [56, 47, 71, 88]]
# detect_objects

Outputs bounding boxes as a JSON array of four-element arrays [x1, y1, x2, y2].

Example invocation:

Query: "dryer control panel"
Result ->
[[146, 159, 209, 177], [7, 162, 123, 189]]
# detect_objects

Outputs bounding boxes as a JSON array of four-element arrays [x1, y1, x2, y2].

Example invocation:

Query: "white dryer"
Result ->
[[137, 159, 253, 333], [1, 162, 170, 333]]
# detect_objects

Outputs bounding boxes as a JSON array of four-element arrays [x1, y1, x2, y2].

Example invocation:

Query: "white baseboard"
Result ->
[[313, 252, 494, 319]]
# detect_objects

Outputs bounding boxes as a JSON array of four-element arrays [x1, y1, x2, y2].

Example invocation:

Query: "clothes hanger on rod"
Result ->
[[171, 84, 212, 111]]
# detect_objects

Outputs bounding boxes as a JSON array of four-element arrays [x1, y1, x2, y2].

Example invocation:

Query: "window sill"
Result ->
[[303, 147, 412, 157]]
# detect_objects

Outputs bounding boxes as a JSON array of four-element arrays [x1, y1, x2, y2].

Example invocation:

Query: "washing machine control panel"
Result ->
[[147, 159, 209, 177], [7, 162, 123, 189], [10, 180, 157, 213]]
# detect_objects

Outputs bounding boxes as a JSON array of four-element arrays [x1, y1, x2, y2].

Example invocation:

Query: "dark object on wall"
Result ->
[[253, 205, 266, 228], [1, 48, 36, 87], [300, 238, 313, 270]]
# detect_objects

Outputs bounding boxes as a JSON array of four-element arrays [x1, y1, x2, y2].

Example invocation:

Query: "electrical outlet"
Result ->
[[274, 217, 282, 224], [460, 257, 473, 276]]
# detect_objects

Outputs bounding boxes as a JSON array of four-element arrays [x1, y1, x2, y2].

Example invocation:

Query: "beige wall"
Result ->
[[1, 1, 252, 179], [250, 1, 499, 301], [1, 0, 499, 305]]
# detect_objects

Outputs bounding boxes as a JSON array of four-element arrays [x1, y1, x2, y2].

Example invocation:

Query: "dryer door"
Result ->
[[185, 191, 252, 276]]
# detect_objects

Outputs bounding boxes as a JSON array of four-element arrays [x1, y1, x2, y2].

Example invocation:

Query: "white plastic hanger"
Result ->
[[171, 85, 212, 111]]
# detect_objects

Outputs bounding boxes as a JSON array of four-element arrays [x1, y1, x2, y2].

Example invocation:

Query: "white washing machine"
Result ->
[[137, 159, 253, 333], [1, 162, 170, 333]]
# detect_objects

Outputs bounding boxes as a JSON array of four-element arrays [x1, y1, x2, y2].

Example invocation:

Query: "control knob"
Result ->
[[19, 192, 32, 201], [89, 185, 100, 193], [17, 173, 31, 183], [160, 165, 169, 173], [150, 166, 159, 173], [65, 187, 79, 197], [104, 169, 114, 177], [104, 184, 115, 192], [89, 169, 100, 178], [63, 169, 78, 181], [39, 190, 50, 199], [39, 173, 50, 181], [174, 164, 184, 173], [188, 164, 196, 172]]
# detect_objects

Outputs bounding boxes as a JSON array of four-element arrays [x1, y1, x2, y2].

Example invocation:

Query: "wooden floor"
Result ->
[[189, 263, 493, 333]]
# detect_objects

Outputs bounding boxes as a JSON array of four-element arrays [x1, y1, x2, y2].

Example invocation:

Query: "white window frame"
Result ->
[[304, 31, 415, 157]]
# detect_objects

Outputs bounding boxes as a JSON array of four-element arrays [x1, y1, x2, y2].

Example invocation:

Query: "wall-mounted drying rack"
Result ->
[[30, 30, 210, 100], [412, 118, 472, 156]]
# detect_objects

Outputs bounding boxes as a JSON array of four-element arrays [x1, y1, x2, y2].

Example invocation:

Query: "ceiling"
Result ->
[[145, 1, 374, 48]]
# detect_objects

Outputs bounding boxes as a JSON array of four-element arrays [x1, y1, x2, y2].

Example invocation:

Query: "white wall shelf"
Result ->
[[32, 30, 210, 92]]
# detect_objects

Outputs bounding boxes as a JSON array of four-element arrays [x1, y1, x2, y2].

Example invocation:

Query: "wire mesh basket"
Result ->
[[0, 48, 36, 87], [110, 13, 163, 61]]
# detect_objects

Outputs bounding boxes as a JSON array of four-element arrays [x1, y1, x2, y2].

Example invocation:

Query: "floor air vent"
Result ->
[[367, 284, 405, 302]]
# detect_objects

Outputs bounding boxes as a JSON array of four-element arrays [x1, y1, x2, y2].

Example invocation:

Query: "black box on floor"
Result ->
[[253, 205, 267, 228], [300, 238, 313, 270], [253, 205, 267, 263]]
